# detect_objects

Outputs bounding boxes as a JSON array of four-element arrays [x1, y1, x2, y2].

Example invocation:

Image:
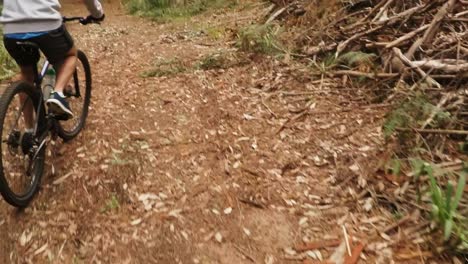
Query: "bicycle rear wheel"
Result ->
[[57, 50, 92, 141], [0, 81, 45, 207]]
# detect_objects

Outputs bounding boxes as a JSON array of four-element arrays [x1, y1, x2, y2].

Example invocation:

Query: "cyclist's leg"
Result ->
[[54, 46, 78, 93], [36, 25, 76, 91], [36, 25, 76, 117], [3, 37, 40, 131]]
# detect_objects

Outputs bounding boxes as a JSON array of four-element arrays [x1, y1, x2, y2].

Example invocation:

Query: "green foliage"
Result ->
[[236, 24, 283, 54], [309, 51, 376, 74], [125, 0, 236, 22], [0, 31, 18, 80], [412, 161, 467, 251], [383, 95, 452, 139], [339, 51, 376, 68], [204, 26, 226, 40], [309, 53, 339, 73], [111, 152, 132, 165], [100, 194, 120, 213], [385, 158, 402, 176], [142, 58, 187, 77], [197, 53, 227, 70]]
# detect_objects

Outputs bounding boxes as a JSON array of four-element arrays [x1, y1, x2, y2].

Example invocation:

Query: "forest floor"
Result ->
[[0, 1, 451, 263]]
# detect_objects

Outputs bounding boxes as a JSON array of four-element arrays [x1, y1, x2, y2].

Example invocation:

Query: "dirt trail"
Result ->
[[0, 1, 396, 263]]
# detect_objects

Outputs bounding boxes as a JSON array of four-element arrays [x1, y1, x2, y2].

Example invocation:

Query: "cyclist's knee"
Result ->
[[53, 47, 78, 70], [67, 46, 78, 57]]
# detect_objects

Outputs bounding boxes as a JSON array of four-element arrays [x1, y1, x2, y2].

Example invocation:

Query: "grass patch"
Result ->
[[125, 0, 237, 22], [197, 53, 227, 70], [413, 161, 467, 252], [142, 58, 187, 77], [196, 50, 251, 70], [383, 94, 451, 139], [100, 194, 120, 213], [236, 23, 283, 54], [309, 51, 377, 74], [203, 26, 227, 41]]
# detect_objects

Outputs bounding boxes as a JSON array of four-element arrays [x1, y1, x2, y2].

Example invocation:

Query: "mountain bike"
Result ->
[[0, 17, 93, 207]]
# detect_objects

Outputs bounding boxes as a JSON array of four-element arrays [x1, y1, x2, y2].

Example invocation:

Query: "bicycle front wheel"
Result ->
[[0, 81, 45, 207], [57, 50, 92, 141]]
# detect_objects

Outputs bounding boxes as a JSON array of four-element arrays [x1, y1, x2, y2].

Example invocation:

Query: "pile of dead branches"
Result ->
[[266, 0, 467, 140], [261, 0, 468, 256]]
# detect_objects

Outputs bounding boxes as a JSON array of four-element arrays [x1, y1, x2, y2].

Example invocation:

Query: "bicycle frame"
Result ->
[[28, 59, 59, 157], [37, 60, 51, 87]]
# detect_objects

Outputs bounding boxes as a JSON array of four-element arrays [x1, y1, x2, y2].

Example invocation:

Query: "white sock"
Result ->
[[55, 91, 65, 98], [25, 128, 34, 133]]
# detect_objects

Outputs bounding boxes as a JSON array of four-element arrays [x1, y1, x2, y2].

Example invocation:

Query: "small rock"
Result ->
[[215, 232, 223, 243]]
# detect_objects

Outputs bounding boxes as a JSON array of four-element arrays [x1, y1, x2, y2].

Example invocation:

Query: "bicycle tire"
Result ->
[[0, 81, 45, 207], [57, 50, 92, 141]]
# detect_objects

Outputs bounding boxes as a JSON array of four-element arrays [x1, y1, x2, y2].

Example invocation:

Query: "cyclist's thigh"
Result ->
[[35, 25, 75, 66], [3, 37, 40, 67]]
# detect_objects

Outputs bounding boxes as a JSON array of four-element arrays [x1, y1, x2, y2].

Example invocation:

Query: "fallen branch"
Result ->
[[371, 0, 395, 23], [395, 127, 468, 135], [421, 0, 458, 47], [336, 25, 383, 57], [385, 25, 430, 49], [328, 70, 399, 79], [393, 47, 442, 88], [265, 6, 287, 24], [374, 4, 425, 26], [412, 59, 468, 72], [421, 92, 453, 129], [382, 210, 420, 234], [406, 0, 458, 58]]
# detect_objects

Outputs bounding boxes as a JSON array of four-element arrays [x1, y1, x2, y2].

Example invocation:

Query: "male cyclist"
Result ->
[[0, 0, 105, 131]]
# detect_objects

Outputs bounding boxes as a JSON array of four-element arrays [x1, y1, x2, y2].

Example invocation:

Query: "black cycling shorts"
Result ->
[[3, 25, 74, 67]]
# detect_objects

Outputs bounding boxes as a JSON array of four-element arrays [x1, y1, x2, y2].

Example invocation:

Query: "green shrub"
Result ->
[[339, 51, 376, 68], [412, 161, 467, 252], [0, 33, 18, 80], [142, 58, 187, 77], [309, 51, 377, 74], [197, 53, 227, 70], [383, 94, 451, 139], [236, 23, 283, 54]]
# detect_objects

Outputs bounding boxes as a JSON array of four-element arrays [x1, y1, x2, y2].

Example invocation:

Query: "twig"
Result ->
[[406, 0, 458, 59], [393, 47, 441, 88], [395, 127, 468, 135], [412, 59, 468, 72], [385, 25, 430, 49], [336, 25, 383, 57], [265, 7, 287, 24], [342, 225, 352, 257], [327, 70, 399, 79], [239, 198, 265, 209], [421, 92, 453, 129], [371, 0, 395, 23], [374, 4, 424, 26], [261, 97, 278, 118], [382, 210, 420, 234], [233, 245, 256, 263]]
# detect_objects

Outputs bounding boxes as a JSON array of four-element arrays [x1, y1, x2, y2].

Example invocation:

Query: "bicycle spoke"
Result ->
[[9, 95, 31, 132]]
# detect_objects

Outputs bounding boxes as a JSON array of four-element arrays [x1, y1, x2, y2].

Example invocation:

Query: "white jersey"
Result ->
[[0, 0, 104, 34]]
